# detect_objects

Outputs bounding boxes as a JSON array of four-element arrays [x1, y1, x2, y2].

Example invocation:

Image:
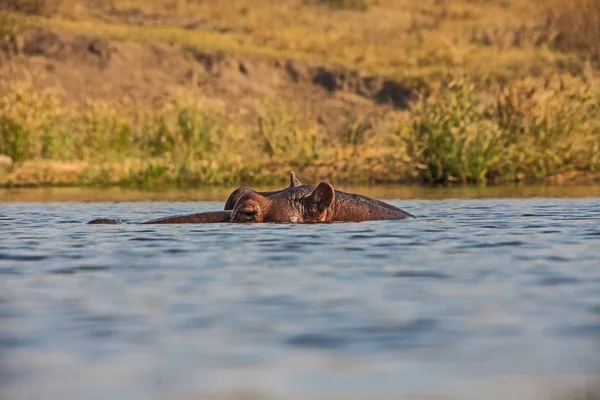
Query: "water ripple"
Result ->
[[0, 253, 48, 262], [48, 265, 111, 275], [0, 198, 599, 400]]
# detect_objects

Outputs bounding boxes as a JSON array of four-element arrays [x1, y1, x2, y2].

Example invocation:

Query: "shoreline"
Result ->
[[2, 181, 600, 203], [2, 162, 600, 190]]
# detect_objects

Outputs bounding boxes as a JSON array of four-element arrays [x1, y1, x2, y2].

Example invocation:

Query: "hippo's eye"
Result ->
[[241, 209, 256, 217]]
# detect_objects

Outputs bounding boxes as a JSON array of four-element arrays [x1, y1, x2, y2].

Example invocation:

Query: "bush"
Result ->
[[257, 102, 322, 168], [489, 75, 600, 178], [403, 74, 600, 183], [403, 78, 504, 184], [0, 80, 67, 161]]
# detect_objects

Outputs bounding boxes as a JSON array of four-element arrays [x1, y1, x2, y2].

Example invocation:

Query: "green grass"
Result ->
[[1, 75, 599, 187], [403, 75, 600, 183]]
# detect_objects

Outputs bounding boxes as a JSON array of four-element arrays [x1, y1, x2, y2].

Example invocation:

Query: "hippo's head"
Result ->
[[224, 171, 303, 211], [231, 182, 335, 223]]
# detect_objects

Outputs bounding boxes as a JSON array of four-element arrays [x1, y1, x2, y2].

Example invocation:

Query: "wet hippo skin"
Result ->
[[87, 211, 232, 225], [223, 171, 302, 211], [87, 218, 123, 224], [140, 211, 232, 224], [87, 172, 300, 225], [87, 173, 415, 224], [231, 182, 415, 223]]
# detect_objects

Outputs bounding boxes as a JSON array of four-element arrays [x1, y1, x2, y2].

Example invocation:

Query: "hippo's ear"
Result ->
[[310, 182, 334, 211], [224, 187, 255, 211], [289, 171, 302, 187]]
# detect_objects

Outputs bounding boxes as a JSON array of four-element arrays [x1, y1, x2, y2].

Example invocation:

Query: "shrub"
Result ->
[[257, 102, 322, 168], [404, 74, 600, 183], [0, 80, 68, 161], [488, 75, 600, 178], [404, 77, 505, 184]]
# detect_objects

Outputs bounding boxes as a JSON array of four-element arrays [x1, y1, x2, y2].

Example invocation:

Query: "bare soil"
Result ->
[[0, 28, 415, 135]]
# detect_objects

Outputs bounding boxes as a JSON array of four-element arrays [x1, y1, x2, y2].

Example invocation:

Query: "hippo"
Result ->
[[87, 212, 231, 224], [231, 182, 415, 223], [223, 171, 302, 211], [87, 172, 415, 224], [87, 172, 302, 225]]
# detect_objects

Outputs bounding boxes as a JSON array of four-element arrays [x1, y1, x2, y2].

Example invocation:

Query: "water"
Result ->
[[1, 186, 600, 400]]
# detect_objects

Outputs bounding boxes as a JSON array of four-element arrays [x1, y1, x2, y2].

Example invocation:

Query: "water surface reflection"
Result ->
[[1, 190, 600, 400]]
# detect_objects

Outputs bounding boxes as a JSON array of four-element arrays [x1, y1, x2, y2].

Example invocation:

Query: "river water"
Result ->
[[1, 185, 600, 400]]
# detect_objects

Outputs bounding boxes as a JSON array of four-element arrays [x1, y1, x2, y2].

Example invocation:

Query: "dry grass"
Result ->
[[0, 0, 87, 19], [2, 0, 600, 186], [543, 0, 600, 61], [1, 74, 599, 187], [3, 0, 579, 80], [403, 74, 600, 183], [310, 0, 372, 11], [0, 78, 398, 186]]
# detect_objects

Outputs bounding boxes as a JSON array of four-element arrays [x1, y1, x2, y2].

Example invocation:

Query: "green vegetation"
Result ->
[[0, 13, 18, 44], [2, 74, 598, 186], [1, 0, 600, 187], [405, 75, 600, 183], [0, 79, 343, 186]]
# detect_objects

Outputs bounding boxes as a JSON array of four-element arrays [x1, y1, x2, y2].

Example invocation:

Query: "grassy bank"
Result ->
[[1, 74, 598, 187], [0, 0, 581, 81], [0, 77, 400, 186], [1, 0, 600, 187]]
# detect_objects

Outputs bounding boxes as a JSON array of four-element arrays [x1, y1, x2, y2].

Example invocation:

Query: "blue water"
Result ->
[[1, 197, 600, 400]]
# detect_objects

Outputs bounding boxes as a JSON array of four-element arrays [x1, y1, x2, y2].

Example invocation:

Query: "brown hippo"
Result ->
[[87, 172, 301, 225], [231, 182, 415, 223], [223, 171, 302, 211], [87, 173, 415, 224], [87, 212, 231, 224], [87, 212, 231, 225]]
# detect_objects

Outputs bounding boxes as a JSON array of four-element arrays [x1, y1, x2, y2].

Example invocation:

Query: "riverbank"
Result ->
[[1, 0, 600, 187], [2, 183, 600, 204]]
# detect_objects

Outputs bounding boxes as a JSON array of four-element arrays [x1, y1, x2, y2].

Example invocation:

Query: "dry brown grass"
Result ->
[[0, 0, 87, 19], [2, 0, 600, 186], [1, 72, 599, 187], [543, 0, 600, 61], [2, 0, 576, 80]]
